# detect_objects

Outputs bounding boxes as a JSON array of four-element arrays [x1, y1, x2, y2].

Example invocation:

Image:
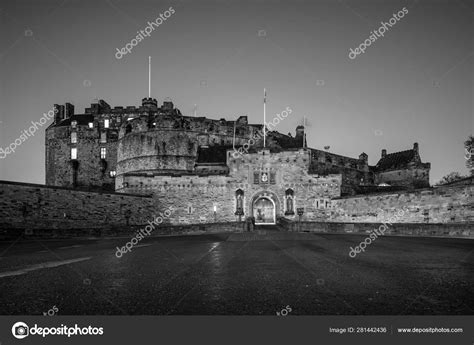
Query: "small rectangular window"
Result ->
[[100, 132, 107, 143], [88, 122, 93, 128], [71, 132, 77, 143], [104, 119, 110, 128], [71, 120, 77, 128], [253, 172, 260, 184], [71, 148, 77, 159], [100, 147, 106, 159]]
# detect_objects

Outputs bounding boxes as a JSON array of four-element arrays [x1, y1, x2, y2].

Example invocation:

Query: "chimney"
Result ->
[[54, 104, 62, 123], [162, 101, 174, 111], [359, 152, 368, 162], [295, 125, 305, 147], [381, 149, 387, 158], [413, 142, 419, 154], [65, 103, 74, 118], [295, 125, 304, 138]]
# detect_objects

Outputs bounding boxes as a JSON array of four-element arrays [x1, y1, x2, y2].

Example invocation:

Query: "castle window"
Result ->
[[270, 171, 276, 184], [100, 132, 107, 143], [88, 122, 94, 128], [126, 124, 132, 134], [71, 132, 77, 143], [187, 204, 193, 214], [100, 147, 107, 159], [104, 119, 110, 128], [253, 172, 260, 184], [71, 148, 77, 160], [71, 120, 77, 128], [109, 170, 116, 178]]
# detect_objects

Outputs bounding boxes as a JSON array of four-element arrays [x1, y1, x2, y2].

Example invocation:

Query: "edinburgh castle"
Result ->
[[41, 96, 438, 226]]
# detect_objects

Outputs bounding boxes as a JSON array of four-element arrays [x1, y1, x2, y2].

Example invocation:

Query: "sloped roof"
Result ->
[[55, 114, 95, 127], [196, 145, 233, 164], [375, 149, 415, 171]]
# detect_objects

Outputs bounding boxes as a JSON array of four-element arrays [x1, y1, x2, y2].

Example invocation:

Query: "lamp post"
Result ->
[[235, 207, 244, 223], [297, 208, 304, 232]]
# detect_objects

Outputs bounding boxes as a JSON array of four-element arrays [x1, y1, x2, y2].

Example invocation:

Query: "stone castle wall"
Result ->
[[45, 118, 120, 190], [118, 149, 342, 223], [116, 128, 252, 177], [375, 165, 430, 189], [330, 183, 473, 223], [0, 181, 160, 233], [0, 180, 471, 239]]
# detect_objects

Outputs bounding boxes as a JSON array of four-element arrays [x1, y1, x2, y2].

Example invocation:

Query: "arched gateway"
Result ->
[[251, 191, 279, 225]]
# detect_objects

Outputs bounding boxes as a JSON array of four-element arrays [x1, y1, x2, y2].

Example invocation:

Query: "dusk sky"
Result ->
[[1, 0, 472, 184]]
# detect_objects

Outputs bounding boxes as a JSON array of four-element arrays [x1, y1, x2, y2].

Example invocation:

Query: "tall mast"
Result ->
[[263, 88, 266, 148], [148, 56, 151, 98]]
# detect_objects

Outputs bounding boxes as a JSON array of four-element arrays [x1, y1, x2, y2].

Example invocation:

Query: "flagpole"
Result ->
[[233, 119, 236, 151], [263, 88, 266, 148], [148, 56, 151, 98], [303, 116, 306, 148]]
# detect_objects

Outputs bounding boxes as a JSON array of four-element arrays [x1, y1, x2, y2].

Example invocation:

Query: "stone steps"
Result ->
[[227, 231, 317, 241]]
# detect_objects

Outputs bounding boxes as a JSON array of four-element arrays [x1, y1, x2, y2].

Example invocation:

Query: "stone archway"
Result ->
[[251, 191, 279, 225]]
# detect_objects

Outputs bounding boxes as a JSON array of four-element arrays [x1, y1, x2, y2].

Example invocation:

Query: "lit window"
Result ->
[[100, 147, 107, 159], [71, 148, 77, 160], [104, 119, 110, 128], [100, 132, 107, 143], [109, 170, 116, 178], [71, 120, 77, 128], [88, 122, 93, 128], [71, 132, 77, 143]]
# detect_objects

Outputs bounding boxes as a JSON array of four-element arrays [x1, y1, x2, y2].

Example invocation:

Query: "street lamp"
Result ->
[[297, 208, 304, 231]]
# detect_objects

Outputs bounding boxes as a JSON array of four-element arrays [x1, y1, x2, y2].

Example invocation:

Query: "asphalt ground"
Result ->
[[0, 231, 472, 315]]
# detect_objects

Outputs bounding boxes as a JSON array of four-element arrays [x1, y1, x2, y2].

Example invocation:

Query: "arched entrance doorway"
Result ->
[[253, 196, 276, 225]]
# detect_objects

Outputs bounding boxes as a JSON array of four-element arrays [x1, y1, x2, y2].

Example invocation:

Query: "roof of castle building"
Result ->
[[375, 149, 415, 171], [270, 132, 303, 149], [55, 114, 95, 127], [196, 145, 234, 164]]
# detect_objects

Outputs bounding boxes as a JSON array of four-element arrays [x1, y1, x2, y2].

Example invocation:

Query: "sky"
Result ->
[[0, 0, 472, 185]]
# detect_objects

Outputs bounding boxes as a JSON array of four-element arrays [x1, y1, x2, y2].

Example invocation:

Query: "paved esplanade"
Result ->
[[0, 229, 472, 315]]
